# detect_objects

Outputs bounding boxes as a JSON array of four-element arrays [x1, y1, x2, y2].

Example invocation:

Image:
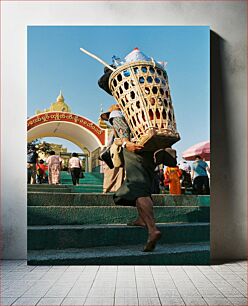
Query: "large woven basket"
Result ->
[[109, 61, 180, 151]]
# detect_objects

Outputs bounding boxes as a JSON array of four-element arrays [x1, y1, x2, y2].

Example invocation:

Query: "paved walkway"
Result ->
[[1, 260, 247, 305]]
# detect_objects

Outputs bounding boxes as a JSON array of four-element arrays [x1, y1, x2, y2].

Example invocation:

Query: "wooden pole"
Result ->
[[80, 48, 115, 72]]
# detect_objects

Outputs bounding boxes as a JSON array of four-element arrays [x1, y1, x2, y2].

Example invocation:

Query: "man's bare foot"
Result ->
[[143, 230, 162, 252], [127, 219, 146, 227]]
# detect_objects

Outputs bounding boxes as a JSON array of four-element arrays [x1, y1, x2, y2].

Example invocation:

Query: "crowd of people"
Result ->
[[27, 145, 84, 185], [103, 151, 210, 196], [152, 156, 210, 195]]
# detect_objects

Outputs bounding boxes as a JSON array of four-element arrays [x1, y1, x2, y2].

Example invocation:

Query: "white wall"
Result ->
[[1, 1, 246, 260]]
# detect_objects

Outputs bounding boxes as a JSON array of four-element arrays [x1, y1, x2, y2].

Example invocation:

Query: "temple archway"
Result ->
[[27, 91, 109, 171], [27, 112, 107, 171]]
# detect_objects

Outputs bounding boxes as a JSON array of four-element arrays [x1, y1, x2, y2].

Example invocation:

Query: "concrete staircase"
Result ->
[[60, 171, 104, 186], [27, 191, 210, 265], [28, 171, 104, 193]]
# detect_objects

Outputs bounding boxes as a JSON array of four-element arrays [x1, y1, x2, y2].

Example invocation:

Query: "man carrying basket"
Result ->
[[81, 47, 179, 252], [100, 104, 162, 252]]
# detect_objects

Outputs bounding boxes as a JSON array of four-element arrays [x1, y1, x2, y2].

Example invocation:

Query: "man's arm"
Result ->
[[120, 137, 144, 153], [112, 117, 143, 152]]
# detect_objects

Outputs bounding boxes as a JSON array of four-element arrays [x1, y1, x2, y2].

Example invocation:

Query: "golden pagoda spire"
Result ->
[[35, 91, 71, 114], [57, 90, 64, 102]]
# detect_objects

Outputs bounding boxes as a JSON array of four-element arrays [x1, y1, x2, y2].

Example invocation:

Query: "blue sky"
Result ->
[[28, 26, 209, 159]]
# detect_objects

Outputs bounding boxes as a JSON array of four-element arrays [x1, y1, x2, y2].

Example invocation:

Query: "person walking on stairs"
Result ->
[[100, 104, 166, 252], [46, 151, 63, 185], [68, 153, 83, 186]]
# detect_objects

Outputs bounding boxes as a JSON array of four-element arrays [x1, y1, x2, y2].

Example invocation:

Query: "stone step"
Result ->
[[27, 242, 210, 265], [61, 172, 103, 178], [28, 223, 209, 250], [85, 172, 104, 178], [61, 172, 101, 177], [28, 180, 103, 186], [28, 184, 103, 189], [60, 179, 103, 185], [28, 206, 209, 225], [28, 184, 68, 188], [28, 188, 73, 193], [27, 186, 103, 193], [27, 193, 210, 207], [60, 172, 103, 185]]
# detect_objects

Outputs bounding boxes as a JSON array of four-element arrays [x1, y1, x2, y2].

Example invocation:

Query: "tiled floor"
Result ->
[[0, 260, 247, 305]]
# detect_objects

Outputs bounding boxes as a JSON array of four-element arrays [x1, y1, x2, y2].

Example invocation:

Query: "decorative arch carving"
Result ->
[[27, 112, 106, 151]]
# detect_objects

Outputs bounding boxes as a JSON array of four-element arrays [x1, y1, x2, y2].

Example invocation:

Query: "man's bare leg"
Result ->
[[127, 204, 146, 227], [127, 207, 146, 227], [136, 196, 161, 251]]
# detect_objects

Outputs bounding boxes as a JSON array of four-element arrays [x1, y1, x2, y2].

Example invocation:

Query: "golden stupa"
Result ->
[[36, 91, 71, 114]]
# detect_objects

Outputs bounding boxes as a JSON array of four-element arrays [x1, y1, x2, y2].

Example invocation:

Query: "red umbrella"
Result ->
[[182, 140, 210, 161]]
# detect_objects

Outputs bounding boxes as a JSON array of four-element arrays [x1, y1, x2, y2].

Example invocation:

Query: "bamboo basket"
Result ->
[[109, 61, 180, 151]]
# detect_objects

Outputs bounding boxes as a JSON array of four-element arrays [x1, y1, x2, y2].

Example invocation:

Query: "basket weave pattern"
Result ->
[[109, 61, 180, 150]]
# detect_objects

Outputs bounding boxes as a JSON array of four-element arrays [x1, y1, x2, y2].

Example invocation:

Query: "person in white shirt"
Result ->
[[68, 153, 82, 185]]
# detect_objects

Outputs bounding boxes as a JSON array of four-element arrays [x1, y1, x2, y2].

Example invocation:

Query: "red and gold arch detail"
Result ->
[[27, 112, 105, 145]]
